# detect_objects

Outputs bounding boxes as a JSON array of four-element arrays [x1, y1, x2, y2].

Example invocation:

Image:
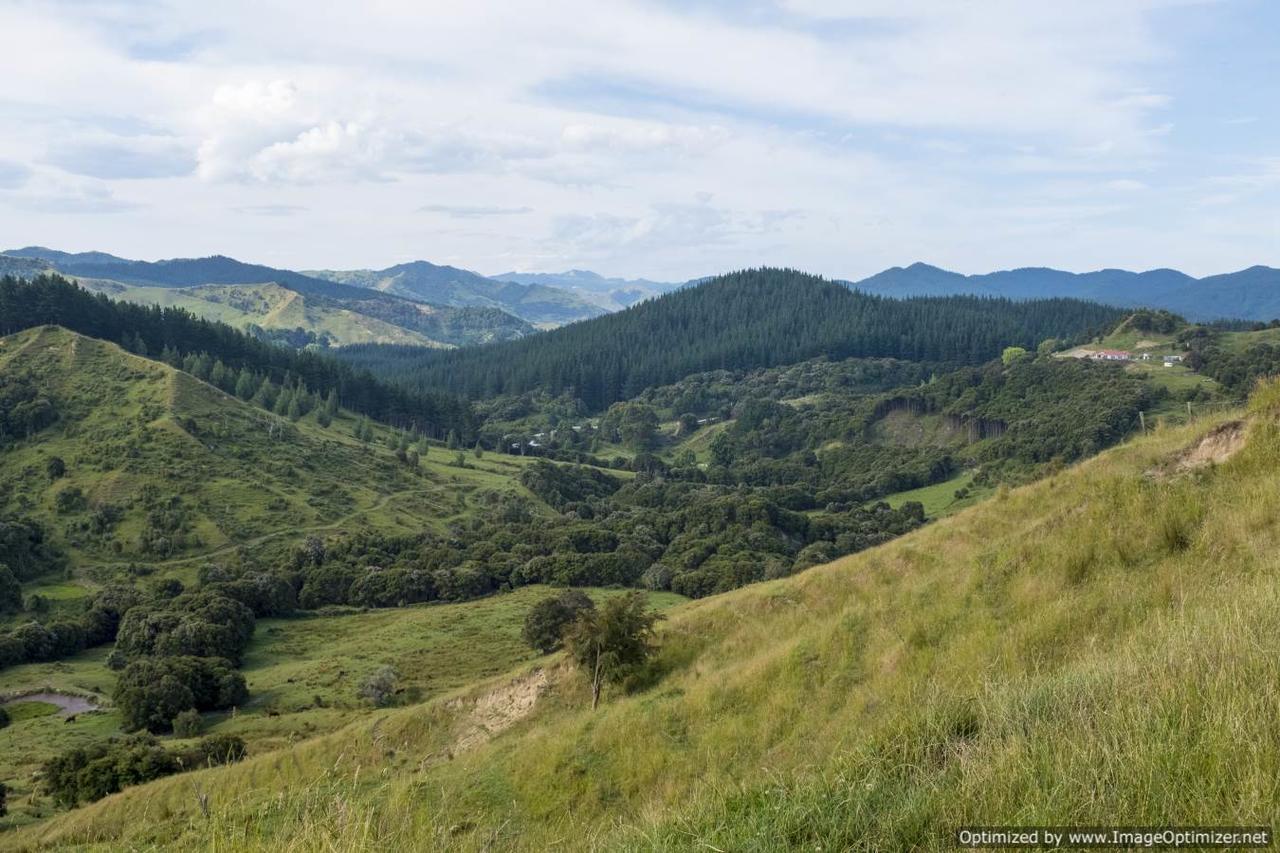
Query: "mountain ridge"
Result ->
[[307, 260, 609, 326], [849, 262, 1280, 321], [491, 269, 682, 311], [2, 250, 535, 348]]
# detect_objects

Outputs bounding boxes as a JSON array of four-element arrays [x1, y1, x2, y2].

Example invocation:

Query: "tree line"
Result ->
[[0, 275, 476, 439], [334, 268, 1124, 409]]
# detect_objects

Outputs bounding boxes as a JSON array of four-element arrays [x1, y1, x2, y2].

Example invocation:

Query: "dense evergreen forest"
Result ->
[[0, 275, 476, 438], [1178, 325, 1280, 396], [334, 268, 1125, 409]]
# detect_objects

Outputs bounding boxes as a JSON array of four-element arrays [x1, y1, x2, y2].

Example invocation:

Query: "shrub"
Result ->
[[54, 486, 87, 514], [358, 665, 401, 708], [522, 589, 597, 654], [115, 592, 255, 664], [12, 621, 54, 661], [42, 735, 178, 807], [179, 733, 246, 768], [172, 708, 202, 738], [114, 656, 247, 733]]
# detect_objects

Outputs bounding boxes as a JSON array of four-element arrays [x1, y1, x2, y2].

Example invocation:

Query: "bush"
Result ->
[[172, 708, 202, 737], [12, 621, 53, 661], [41, 732, 247, 807], [0, 706, 10, 729], [358, 665, 401, 708], [115, 592, 255, 664], [42, 735, 178, 807], [114, 656, 247, 733], [179, 733, 246, 768], [0, 634, 23, 669], [522, 589, 596, 654]]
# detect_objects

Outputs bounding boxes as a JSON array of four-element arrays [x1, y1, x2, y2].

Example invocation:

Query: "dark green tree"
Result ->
[[522, 589, 596, 654], [0, 563, 20, 614], [563, 591, 661, 709], [234, 367, 259, 400]]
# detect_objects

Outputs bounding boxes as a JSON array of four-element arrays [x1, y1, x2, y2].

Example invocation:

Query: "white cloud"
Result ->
[[0, 160, 31, 189], [0, 0, 1268, 279], [0, 171, 139, 214], [418, 204, 534, 218]]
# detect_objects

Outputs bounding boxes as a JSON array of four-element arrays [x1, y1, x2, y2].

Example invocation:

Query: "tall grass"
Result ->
[[9, 403, 1280, 851]]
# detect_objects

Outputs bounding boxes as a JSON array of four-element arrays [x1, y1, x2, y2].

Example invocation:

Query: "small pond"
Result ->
[[1, 691, 102, 716]]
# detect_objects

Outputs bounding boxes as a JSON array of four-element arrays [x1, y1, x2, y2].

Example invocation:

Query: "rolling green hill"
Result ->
[[76, 280, 532, 348], [0, 325, 531, 586], [5, 383, 1276, 850], [3, 251, 535, 348]]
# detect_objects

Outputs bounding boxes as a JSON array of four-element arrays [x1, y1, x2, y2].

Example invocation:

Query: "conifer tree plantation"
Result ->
[[4, 1, 1280, 848]]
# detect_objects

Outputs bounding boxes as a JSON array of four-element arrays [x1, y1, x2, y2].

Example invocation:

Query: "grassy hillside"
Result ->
[[0, 586, 683, 832], [77, 281, 441, 347], [0, 326, 542, 596], [76, 280, 532, 349], [308, 262, 607, 327], [9, 384, 1278, 849]]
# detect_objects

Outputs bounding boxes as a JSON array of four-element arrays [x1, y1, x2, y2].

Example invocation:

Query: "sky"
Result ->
[[0, 0, 1276, 282]]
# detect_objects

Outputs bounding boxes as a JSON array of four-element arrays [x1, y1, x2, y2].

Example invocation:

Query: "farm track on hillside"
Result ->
[[90, 487, 447, 572]]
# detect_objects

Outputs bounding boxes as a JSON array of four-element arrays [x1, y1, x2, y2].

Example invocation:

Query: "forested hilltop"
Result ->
[[334, 268, 1124, 407], [0, 274, 475, 439]]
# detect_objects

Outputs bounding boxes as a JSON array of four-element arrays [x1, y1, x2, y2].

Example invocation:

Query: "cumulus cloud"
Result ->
[[192, 79, 554, 184], [0, 0, 1269, 278], [549, 197, 801, 259]]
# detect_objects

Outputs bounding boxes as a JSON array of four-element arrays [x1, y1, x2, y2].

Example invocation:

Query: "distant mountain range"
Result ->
[[305, 261, 614, 328], [2, 247, 684, 338], [2, 247, 534, 348], [7, 246, 1278, 347], [491, 269, 681, 312], [847, 262, 1280, 322]]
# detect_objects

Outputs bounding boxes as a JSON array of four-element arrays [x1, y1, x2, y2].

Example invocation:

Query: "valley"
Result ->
[[3, 4, 1276, 848], [1, 267, 1278, 848]]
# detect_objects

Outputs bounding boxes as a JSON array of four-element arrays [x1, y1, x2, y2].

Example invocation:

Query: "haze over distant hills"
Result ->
[[3, 247, 535, 348], [491, 269, 682, 312], [8, 245, 1280, 348], [306, 261, 610, 327], [849, 262, 1280, 322]]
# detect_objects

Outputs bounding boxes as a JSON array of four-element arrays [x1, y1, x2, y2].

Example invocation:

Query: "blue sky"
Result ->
[[0, 0, 1275, 281]]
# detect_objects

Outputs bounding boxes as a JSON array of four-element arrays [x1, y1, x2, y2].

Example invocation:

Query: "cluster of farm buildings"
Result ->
[[1090, 350, 1185, 365]]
